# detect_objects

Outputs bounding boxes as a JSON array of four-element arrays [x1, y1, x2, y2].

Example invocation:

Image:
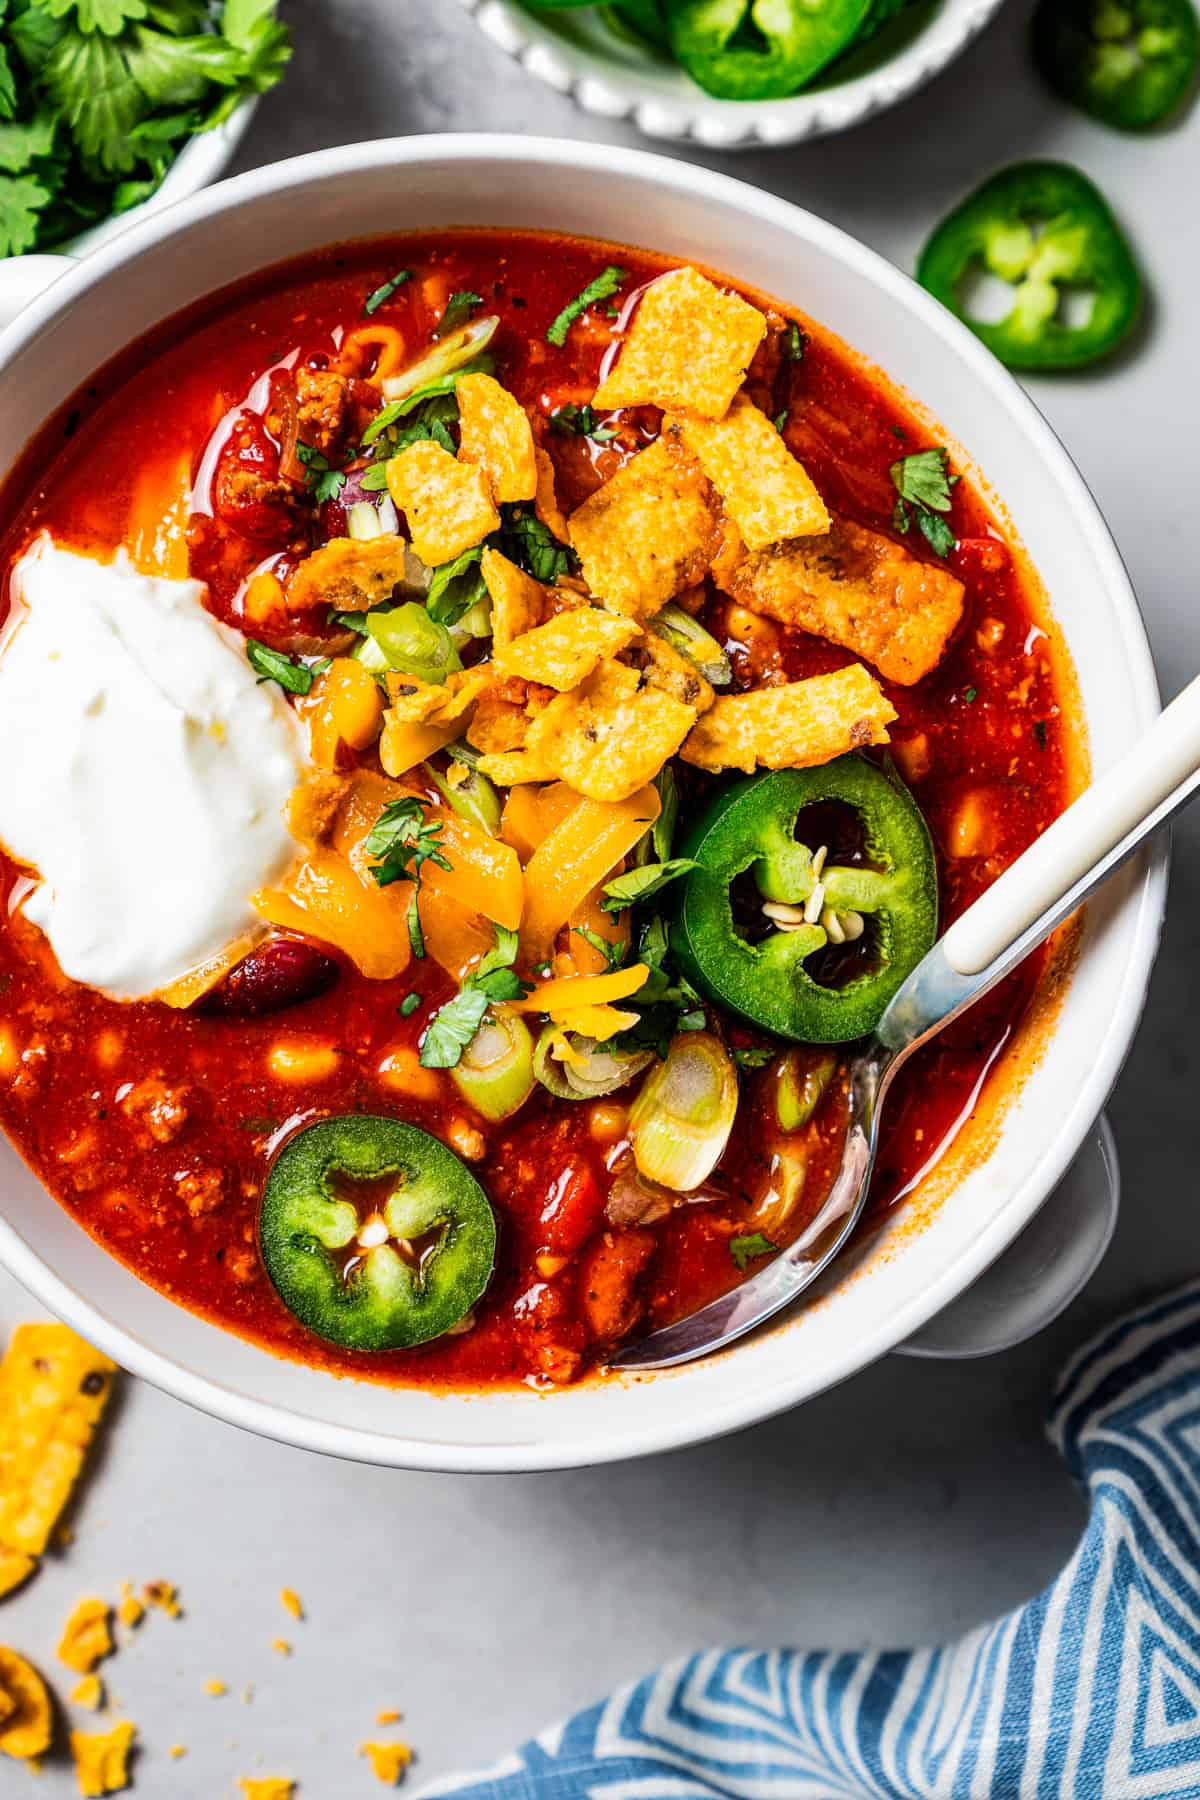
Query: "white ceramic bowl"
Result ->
[[454, 0, 1006, 147], [0, 136, 1165, 1471]]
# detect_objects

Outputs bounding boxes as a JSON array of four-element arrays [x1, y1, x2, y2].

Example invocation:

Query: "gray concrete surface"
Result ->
[[1, 0, 1197, 1791]]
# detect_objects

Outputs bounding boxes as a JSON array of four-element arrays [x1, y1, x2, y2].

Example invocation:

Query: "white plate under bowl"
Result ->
[[454, 0, 1006, 148]]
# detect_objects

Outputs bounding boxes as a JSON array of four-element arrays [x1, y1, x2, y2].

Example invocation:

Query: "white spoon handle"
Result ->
[[943, 670, 1200, 977]]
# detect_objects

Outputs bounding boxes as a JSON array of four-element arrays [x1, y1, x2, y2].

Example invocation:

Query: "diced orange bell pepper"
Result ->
[[419, 889, 497, 982], [511, 964, 649, 1013], [304, 658, 385, 769], [563, 885, 627, 976], [380, 712, 461, 777], [254, 849, 412, 982], [500, 781, 580, 861], [520, 786, 659, 964]]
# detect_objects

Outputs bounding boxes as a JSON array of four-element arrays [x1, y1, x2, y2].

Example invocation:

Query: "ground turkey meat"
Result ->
[[119, 1078, 190, 1146]]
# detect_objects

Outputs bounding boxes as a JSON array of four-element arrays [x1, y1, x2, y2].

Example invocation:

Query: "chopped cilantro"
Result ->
[[733, 1045, 775, 1069], [366, 797, 452, 891], [498, 507, 577, 584], [363, 268, 412, 316], [245, 640, 316, 696], [550, 403, 618, 443], [600, 858, 699, 915], [435, 290, 483, 338], [729, 1232, 778, 1271], [890, 446, 958, 560], [426, 545, 487, 627], [784, 321, 806, 360], [573, 927, 628, 970], [546, 265, 626, 348], [774, 409, 789, 435], [420, 926, 532, 1069], [963, 685, 978, 703], [399, 992, 421, 1018], [296, 441, 346, 505]]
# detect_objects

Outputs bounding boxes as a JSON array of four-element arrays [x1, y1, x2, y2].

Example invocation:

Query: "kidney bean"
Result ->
[[199, 938, 340, 1017]]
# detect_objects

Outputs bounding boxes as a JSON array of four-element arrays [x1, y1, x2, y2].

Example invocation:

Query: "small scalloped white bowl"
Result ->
[[453, 0, 1006, 147]]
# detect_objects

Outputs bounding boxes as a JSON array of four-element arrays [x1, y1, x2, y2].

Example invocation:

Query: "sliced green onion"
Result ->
[[627, 1031, 737, 1192], [351, 601, 462, 684], [450, 1013, 535, 1122], [772, 1051, 837, 1134], [532, 1027, 655, 1101], [380, 316, 500, 404], [425, 762, 502, 836], [649, 605, 732, 687], [746, 1143, 807, 1240]]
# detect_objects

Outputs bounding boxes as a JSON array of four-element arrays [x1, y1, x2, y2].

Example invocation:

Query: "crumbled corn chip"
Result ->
[[70, 1675, 104, 1712], [360, 1740, 414, 1785], [481, 548, 545, 650], [0, 1324, 115, 1558], [526, 660, 695, 803], [722, 517, 965, 686], [456, 373, 536, 503], [142, 1580, 181, 1620], [204, 1679, 227, 1697], [115, 1585, 143, 1631], [279, 1587, 304, 1621], [384, 666, 491, 728], [533, 445, 570, 542], [674, 399, 830, 550], [386, 440, 500, 567], [466, 688, 533, 756], [494, 608, 638, 691], [271, 1639, 292, 1657], [287, 535, 414, 613], [0, 1647, 53, 1760], [594, 266, 766, 419], [635, 628, 715, 714], [375, 1709, 403, 1726], [238, 1780, 294, 1800], [680, 664, 896, 774], [0, 1549, 37, 1600], [475, 748, 556, 787], [569, 438, 715, 618], [69, 1720, 135, 1796], [169, 1745, 187, 1760], [57, 1599, 113, 1675]]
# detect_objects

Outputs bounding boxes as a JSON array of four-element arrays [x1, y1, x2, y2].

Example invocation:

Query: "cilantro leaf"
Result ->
[[546, 265, 626, 348], [296, 441, 346, 505], [40, 0, 148, 36], [363, 268, 412, 316], [917, 508, 956, 558], [245, 639, 316, 696], [0, 172, 51, 253], [774, 409, 788, 435], [574, 926, 628, 970], [419, 925, 530, 1069], [399, 992, 421, 1018], [891, 447, 956, 513], [365, 796, 452, 890], [0, 41, 16, 120], [550, 403, 617, 443], [419, 986, 491, 1069], [729, 1232, 777, 1271], [498, 507, 576, 584], [732, 1045, 775, 1069], [600, 858, 698, 915], [426, 545, 487, 628], [784, 321, 807, 360], [41, 30, 144, 174], [0, 111, 58, 172], [435, 289, 482, 338]]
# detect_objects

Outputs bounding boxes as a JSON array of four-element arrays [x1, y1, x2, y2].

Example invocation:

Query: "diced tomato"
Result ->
[[538, 1158, 603, 1256]]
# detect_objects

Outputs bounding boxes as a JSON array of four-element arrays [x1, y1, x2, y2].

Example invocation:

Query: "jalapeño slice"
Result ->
[[1033, 0, 1199, 129], [260, 1116, 495, 1351], [672, 756, 937, 1044], [664, 0, 874, 98]]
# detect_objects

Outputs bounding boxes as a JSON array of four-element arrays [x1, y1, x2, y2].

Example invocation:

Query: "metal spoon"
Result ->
[[611, 670, 1200, 1372]]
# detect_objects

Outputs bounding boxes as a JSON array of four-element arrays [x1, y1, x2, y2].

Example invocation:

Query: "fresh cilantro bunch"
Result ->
[[0, 0, 290, 258]]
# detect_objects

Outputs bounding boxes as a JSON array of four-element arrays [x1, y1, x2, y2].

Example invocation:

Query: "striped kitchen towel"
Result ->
[[424, 1283, 1200, 1798]]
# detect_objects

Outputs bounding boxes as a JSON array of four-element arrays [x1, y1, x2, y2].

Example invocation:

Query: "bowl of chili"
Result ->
[[0, 136, 1166, 1471], [456, 0, 1012, 146]]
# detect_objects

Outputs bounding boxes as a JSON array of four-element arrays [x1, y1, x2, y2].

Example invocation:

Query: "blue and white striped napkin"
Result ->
[[425, 1284, 1200, 1799]]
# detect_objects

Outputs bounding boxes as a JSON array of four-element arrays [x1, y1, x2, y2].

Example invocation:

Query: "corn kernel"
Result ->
[[446, 1117, 486, 1161], [243, 570, 287, 626], [588, 1102, 627, 1144], [536, 1252, 570, 1278], [94, 1030, 124, 1069], [376, 1044, 442, 1104], [267, 1041, 340, 1084], [0, 1025, 18, 1080]]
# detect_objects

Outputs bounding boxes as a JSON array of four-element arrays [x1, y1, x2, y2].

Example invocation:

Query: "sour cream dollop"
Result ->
[[0, 541, 307, 999]]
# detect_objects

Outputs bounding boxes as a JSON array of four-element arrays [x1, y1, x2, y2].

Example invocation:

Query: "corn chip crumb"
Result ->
[[70, 1674, 104, 1711], [271, 1639, 291, 1657], [360, 1740, 413, 1785], [204, 1679, 227, 1697], [142, 1580, 180, 1619], [57, 1598, 113, 1674], [69, 1719, 135, 1796], [279, 1587, 304, 1621], [116, 1586, 143, 1630], [237, 1779, 294, 1800], [375, 1709, 402, 1726], [169, 1745, 186, 1760]]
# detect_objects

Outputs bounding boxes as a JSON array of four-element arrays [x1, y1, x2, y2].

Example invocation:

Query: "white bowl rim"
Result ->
[[0, 133, 1168, 1470], [453, 0, 1008, 148]]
